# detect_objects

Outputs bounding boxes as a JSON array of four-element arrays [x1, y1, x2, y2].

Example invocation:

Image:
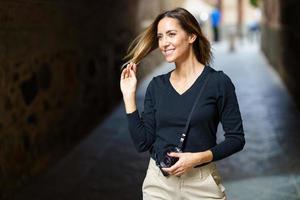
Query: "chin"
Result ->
[[165, 59, 174, 63], [164, 56, 176, 63]]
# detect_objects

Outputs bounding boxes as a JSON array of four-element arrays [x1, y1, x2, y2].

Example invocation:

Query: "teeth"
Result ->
[[165, 49, 174, 55]]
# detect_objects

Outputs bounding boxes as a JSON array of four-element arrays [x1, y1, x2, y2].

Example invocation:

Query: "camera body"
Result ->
[[158, 146, 182, 177]]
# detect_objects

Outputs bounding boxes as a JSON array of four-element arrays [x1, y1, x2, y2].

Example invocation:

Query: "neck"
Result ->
[[173, 49, 205, 80]]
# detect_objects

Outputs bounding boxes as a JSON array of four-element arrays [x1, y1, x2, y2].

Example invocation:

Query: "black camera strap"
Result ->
[[177, 71, 211, 150]]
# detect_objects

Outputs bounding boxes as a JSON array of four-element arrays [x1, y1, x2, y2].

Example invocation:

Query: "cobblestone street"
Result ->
[[15, 40, 300, 200]]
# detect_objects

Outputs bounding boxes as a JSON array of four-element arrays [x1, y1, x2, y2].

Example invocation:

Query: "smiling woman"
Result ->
[[157, 17, 194, 63], [122, 7, 212, 68], [120, 7, 245, 200]]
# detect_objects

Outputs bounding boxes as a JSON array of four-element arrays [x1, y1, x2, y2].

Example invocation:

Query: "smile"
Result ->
[[164, 49, 175, 56]]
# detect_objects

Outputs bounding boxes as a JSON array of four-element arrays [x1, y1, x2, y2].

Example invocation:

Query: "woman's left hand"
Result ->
[[161, 151, 213, 176]]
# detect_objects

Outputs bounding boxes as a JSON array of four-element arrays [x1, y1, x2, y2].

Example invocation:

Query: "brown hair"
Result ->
[[123, 7, 212, 68]]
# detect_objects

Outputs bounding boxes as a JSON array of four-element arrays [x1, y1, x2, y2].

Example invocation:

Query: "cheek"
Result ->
[[174, 37, 189, 48], [158, 41, 164, 51], [175, 41, 189, 53], [157, 41, 164, 51]]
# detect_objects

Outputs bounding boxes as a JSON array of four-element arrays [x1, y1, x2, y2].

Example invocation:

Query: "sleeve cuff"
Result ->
[[126, 109, 140, 122], [209, 147, 220, 162]]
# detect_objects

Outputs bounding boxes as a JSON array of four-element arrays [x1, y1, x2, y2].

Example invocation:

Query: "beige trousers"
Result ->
[[142, 158, 226, 200]]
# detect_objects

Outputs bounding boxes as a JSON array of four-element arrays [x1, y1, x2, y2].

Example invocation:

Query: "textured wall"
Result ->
[[280, 0, 300, 100], [261, 0, 282, 72], [261, 0, 300, 104], [0, 0, 138, 198]]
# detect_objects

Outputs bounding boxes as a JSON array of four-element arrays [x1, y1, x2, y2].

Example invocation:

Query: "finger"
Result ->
[[170, 166, 183, 175], [133, 63, 137, 73], [121, 64, 129, 79], [125, 68, 129, 78], [173, 167, 184, 174], [129, 68, 135, 77], [130, 64, 136, 75], [174, 171, 183, 176], [128, 62, 133, 69], [128, 68, 132, 78], [121, 66, 126, 73], [123, 64, 129, 78], [127, 64, 133, 77], [162, 162, 181, 174], [163, 167, 175, 175], [170, 161, 182, 172], [129, 63, 134, 71], [121, 67, 126, 79], [168, 152, 180, 158]]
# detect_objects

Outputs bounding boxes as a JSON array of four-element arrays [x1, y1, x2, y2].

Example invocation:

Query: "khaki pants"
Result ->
[[142, 158, 226, 200]]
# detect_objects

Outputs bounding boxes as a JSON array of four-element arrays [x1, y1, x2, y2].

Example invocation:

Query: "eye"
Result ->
[[169, 32, 176, 37], [157, 35, 162, 40]]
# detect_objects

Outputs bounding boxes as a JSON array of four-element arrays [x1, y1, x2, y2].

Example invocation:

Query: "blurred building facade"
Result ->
[[0, 1, 140, 198], [261, 0, 300, 106], [202, 0, 261, 41]]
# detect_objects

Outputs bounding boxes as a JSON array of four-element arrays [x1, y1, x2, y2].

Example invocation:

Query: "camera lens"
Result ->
[[160, 155, 171, 168], [164, 156, 172, 166]]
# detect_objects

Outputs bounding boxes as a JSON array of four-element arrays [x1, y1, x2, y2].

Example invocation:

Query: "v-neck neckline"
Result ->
[[167, 65, 208, 97]]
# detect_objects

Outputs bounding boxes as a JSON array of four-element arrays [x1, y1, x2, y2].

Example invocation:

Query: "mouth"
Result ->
[[163, 49, 175, 56]]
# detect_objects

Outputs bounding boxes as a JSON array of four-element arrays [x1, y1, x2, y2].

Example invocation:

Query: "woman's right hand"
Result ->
[[120, 62, 137, 99]]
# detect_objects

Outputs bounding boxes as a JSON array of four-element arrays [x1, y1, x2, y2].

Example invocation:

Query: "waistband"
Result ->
[[150, 152, 210, 168], [148, 157, 217, 179]]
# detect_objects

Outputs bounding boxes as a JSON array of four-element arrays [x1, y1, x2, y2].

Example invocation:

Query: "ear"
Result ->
[[188, 33, 197, 44]]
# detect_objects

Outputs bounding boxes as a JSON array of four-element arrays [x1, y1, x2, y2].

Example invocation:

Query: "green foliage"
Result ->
[[250, 0, 259, 7]]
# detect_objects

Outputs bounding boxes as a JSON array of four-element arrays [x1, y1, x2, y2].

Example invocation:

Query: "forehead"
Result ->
[[157, 17, 181, 33]]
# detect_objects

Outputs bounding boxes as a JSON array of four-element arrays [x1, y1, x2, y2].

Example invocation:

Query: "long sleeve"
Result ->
[[126, 79, 156, 152], [210, 72, 245, 161]]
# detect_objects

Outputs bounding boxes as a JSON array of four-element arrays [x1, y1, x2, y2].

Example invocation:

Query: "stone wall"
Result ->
[[0, 0, 138, 198], [280, 0, 300, 101], [261, 0, 300, 104], [261, 0, 282, 72]]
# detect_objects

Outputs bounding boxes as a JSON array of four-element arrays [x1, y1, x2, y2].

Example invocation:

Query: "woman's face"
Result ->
[[157, 17, 195, 63]]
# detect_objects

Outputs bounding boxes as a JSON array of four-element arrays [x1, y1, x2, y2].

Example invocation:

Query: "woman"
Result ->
[[120, 7, 245, 199]]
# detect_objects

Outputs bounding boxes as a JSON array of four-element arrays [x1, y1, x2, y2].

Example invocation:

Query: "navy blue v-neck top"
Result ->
[[126, 65, 245, 162]]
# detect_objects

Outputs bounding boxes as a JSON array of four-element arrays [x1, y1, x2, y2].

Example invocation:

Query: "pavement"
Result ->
[[14, 39, 300, 200]]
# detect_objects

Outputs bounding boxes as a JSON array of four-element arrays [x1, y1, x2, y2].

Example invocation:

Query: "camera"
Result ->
[[158, 146, 182, 177]]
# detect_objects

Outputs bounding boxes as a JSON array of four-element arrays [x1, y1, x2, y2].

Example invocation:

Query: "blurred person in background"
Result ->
[[247, 8, 261, 43], [210, 7, 221, 42]]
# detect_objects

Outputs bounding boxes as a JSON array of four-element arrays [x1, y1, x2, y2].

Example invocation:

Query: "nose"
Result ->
[[159, 36, 170, 48]]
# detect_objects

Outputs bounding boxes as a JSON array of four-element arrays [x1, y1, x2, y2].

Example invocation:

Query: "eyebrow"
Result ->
[[157, 30, 177, 36]]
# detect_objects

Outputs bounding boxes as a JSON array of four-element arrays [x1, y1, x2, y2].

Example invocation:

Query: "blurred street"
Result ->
[[14, 40, 300, 200], [212, 40, 300, 200]]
